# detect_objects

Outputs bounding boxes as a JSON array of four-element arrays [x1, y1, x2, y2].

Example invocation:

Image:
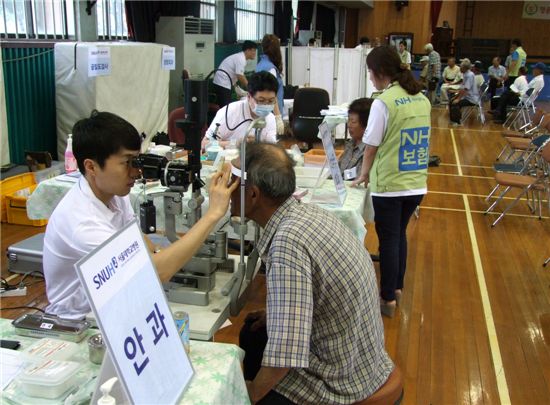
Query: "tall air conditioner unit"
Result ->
[[156, 17, 215, 112]]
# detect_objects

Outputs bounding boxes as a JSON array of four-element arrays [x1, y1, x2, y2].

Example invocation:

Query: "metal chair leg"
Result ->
[[485, 186, 512, 214], [486, 184, 500, 202], [491, 188, 530, 227]]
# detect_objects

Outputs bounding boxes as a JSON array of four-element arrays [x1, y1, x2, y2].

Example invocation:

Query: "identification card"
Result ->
[[343, 166, 358, 180]]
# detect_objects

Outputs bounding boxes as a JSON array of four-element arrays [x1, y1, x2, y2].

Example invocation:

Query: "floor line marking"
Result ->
[[427, 189, 547, 203], [462, 195, 511, 405], [429, 172, 493, 180], [419, 205, 550, 219], [439, 162, 494, 170], [433, 126, 503, 133], [450, 128, 463, 176]]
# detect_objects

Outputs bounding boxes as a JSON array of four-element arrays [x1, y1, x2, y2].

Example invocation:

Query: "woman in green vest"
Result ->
[[353, 46, 431, 318]]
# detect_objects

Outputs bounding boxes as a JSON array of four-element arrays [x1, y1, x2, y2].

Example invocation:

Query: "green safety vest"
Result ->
[[370, 83, 431, 193], [509, 46, 527, 76]]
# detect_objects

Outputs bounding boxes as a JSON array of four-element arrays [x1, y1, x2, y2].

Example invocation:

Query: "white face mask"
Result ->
[[249, 97, 274, 117]]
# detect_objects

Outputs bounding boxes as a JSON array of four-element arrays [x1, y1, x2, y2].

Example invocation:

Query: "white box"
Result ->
[[295, 166, 329, 188], [19, 360, 81, 399]]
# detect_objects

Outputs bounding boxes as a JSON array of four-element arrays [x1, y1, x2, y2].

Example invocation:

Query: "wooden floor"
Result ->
[[2, 104, 550, 404]]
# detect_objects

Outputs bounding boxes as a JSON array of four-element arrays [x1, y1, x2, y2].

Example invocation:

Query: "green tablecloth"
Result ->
[[0, 318, 250, 405], [27, 173, 372, 242]]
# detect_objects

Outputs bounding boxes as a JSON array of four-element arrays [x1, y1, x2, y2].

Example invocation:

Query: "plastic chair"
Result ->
[[291, 88, 330, 150], [168, 107, 187, 145], [353, 365, 404, 405], [485, 138, 550, 226]]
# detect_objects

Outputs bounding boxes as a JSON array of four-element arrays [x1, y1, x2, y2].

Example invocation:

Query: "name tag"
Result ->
[[344, 167, 357, 180]]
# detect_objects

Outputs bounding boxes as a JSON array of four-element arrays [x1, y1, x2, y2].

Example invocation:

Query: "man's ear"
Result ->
[[83, 158, 97, 176], [247, 184, 261, 207]]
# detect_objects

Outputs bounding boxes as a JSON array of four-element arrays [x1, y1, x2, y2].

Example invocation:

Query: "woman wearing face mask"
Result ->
[[202, 71, 279, 151], [352, 46, 431, 318]]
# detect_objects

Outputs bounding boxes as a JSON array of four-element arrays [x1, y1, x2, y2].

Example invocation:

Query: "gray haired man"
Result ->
[[233, 143, 395, 404]]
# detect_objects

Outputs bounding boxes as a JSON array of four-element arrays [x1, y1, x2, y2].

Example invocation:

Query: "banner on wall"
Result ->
[[522, 1, 550, 19]]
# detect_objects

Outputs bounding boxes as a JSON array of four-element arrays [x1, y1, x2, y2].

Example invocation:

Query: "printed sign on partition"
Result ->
[[162, 47, 176, 71], [75, 221, 192, 404], [88, 47, 111, 77], [318, 121, 347, 205], [523, 1, 550, 19]]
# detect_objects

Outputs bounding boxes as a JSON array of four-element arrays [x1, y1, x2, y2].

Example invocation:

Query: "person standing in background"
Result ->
[[213, 41, 258, 108], [352, 46, 431, 318], [256, 34, 285, 135], [424, 43, 441, 104], [504, 38, 527, 87]]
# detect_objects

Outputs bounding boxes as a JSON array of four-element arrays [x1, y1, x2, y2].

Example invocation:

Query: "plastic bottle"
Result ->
[[97, 377, 118, 405], [205, 139, 222, 161], [64, 134, 78, 173]]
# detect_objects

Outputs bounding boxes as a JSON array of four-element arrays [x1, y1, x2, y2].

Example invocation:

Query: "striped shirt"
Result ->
[[258, 197, 394, 404]]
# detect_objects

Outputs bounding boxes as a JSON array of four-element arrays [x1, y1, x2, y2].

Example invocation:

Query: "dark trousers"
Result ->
[[449, 98, 476, 123], [373, 194, 423, 302], [496, 90, 520, 121], [213, 83, 232, 108], [239, 320, 296, 405], [488, 77, 503, 99]]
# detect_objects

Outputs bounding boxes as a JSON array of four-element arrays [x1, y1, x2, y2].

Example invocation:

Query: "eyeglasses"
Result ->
[[252, 97, 276, 106]]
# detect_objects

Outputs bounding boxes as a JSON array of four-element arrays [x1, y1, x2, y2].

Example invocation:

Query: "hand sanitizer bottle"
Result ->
[[64, 134, 78, 173]]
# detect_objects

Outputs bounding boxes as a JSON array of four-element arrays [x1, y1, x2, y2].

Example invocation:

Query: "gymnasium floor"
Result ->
[[2, 103, 550, 405]]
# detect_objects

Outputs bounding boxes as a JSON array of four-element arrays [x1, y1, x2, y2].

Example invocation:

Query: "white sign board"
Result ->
[[317, 121, 347, 206], [76, 221, 193, 404], [162, 47, 176, 71], [523, 1, 550, 19], [88, 47, 111, 77]]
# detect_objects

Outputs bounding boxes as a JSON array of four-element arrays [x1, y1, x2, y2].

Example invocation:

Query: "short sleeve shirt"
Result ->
[[213, 52, 247, 89], [258, 198, 394, 404], [43, 177, 135, 319]]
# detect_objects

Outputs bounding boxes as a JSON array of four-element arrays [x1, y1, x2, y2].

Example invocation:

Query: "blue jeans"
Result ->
[[373, 194, 423, 301]]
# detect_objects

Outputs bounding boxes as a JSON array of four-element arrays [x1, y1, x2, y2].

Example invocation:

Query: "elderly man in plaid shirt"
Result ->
[[232, 143, 395, 404]]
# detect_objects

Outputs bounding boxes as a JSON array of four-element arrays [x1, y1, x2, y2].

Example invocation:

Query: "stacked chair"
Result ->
[[485, 135, 550, 227]]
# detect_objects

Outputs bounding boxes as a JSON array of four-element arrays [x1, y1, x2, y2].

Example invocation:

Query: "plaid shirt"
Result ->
[[258, 197, 393, 404], [428, 50, 441, 80]]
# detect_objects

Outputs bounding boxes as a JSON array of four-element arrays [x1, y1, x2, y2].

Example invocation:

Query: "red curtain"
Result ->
[[430, 0, 443, 38]]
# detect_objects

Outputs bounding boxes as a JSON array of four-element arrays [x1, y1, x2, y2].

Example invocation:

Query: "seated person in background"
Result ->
[[440, 57, 462, 104], [339, 98, 373, 180], [212, 41, 258, 108], [398, 40, 411, 70], [488, 57, 506, 98], [449, 58, 480, 126], [491, 66, 527, 117], [473, 61, 485, 89], [493, 63, 545, 123], [202, 71, 278, 151], [235, 143, 394, 405], [419, 56, 430, 89], [472, 61, 485, 91], [43, 111, 238, 319]]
